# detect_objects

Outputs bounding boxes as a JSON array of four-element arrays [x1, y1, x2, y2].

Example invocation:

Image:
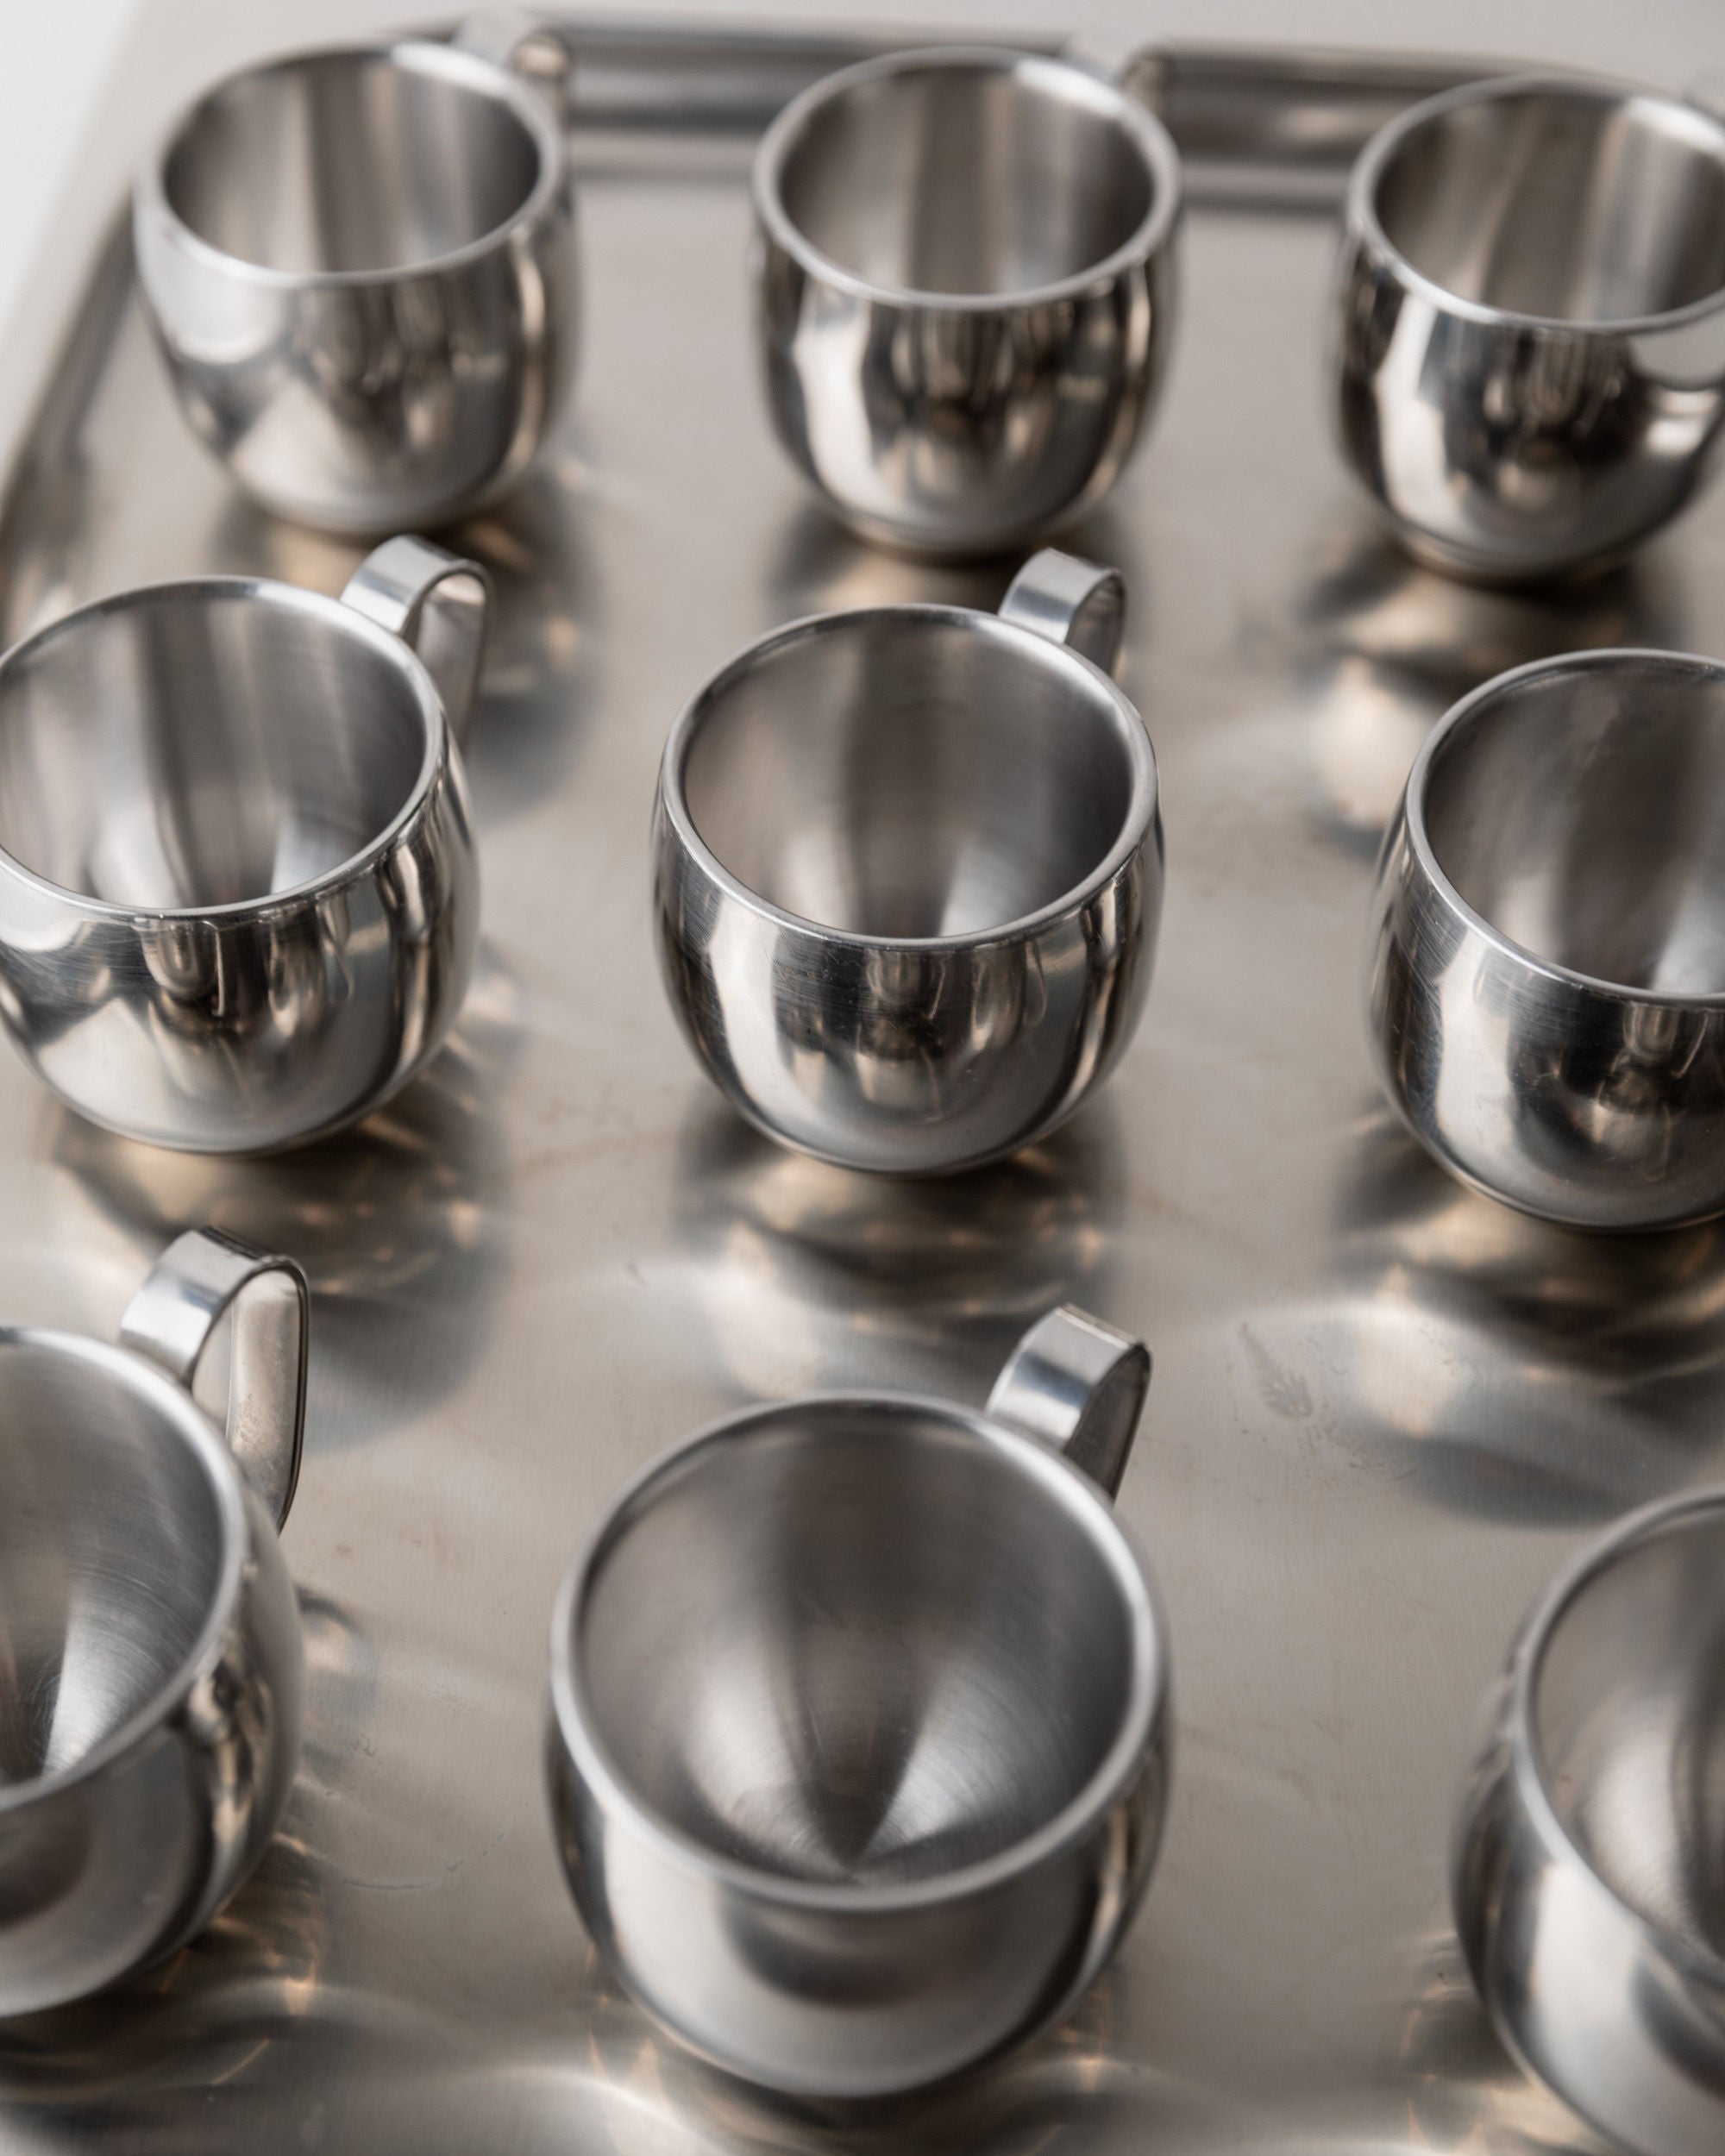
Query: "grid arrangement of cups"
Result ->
[[3, 16, 1724, 2154]]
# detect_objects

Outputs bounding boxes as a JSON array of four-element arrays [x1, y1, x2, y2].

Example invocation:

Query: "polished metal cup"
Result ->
[[654, 548, 1160, 1175], [754, 47, 1182, 558], [0, 1227, 309, 2014], [545, 1304, 1166, 2097], [134, 24, 579, 536], [1366, 648, 1725, 1231], [0, 536, 488, 1153], [1333, 74, 1725, 583], [1454, 1487, 1725, 2156]]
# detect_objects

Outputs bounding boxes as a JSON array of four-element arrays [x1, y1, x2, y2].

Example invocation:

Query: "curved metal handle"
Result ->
[[455, 9, 574, 101], [985, 1305, 1151, 1501], [999, 551, 1126, 676], [341, 536, 493, 750], [120, 1229, 310, 1533]]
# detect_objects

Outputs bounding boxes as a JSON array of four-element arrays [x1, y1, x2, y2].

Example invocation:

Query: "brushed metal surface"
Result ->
[[0, 4, 1722, 2150]]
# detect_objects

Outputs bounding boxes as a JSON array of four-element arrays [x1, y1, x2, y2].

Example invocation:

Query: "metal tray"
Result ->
[[0, 5, 1720, 2151]]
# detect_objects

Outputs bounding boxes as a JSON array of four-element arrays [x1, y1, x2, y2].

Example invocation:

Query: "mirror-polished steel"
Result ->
[[133, 29, 580, 535], [10, 0, 1725, 2144], [654, 548, 1161, 1175], [0, 539, 485, 1153], [0, 1228, 308, 2015], [1454, 1487, 1725, 2156], [546, 1306, 1164, 2097], [1334, 74, 1725, 583], [1366, 648, 1725, 1229], [753, 47, 1182, 557]]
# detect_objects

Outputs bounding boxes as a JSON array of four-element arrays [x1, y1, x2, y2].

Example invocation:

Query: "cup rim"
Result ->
[[1346, 71, 1725, 335], [1503, 1482, 1725, 1993], [0, 574, 449, 924], [753, 44, 1183, 315], [658, 602, 1159, 954], [1398, 646, 1725, 1011], [548, 1388, 1166, 1917], [0, 1326, 250, 1819], [135, 35, 565, 292]]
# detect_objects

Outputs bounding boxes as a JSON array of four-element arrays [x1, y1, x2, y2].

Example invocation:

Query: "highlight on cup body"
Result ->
[[134, 22, 580, 535], [0, 536, 489, 1153], [543, 1304, 1167, 2098], [654, 548, 1162, 1176], [1333, 72, 1725, 582], [1455, 1486, 1725, 2156], [0, 1228, 310, 2014], [1365, 647, 1725, 1230], [754, 46, 1182, 558]]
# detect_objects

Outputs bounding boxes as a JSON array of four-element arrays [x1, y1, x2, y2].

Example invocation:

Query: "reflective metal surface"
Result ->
[[548, 1307, 1161, 2096], [3, 2, 1725, 2148], [754, 49, 1180, 556], [0, 1228, 307, 2013], [654, 548, 1158, 1173], [1454, 1487, 1725, 2156], [134, 34, 580, 535], [1366, 649, 1725, 1229], [0, 538, 485, 1152], [1335, 75, 1725, 583]]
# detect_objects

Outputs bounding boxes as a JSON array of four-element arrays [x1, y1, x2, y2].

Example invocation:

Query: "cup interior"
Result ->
[[1534, 1502, 1725, 1963], [771, 57, 1157, 297], [680, 614, 1138, 938], [0, 588, 431, 910], [574, 1404, 1142, 1887], [0, 1340, 229, 1788], [1420, 658, 1725, 995], [1372, 85, 1725, 320], [163, 47, 542, 276]]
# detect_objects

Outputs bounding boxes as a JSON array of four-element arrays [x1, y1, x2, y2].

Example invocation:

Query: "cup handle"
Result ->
[[120, 1229, 310, 1533], [455, 10, 574, 101], [984, 1305, 1151, 1501], [998, 551, 1126, 677], [341, 537, 494, 751]]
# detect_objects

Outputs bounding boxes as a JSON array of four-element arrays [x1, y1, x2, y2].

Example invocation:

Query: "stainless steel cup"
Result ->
[[0, 536, 488, 1153], [1334, 74, 1725, 583], [134, 25, 579, 536], [654, 548, 1160, 1175], [0, 1226, 309, 2014], [545, 1304, 1166, 2097], [1454, 1486, 1725, 2156], [1365, 648, 1725, 1231], [753, 47, 1182, 558]]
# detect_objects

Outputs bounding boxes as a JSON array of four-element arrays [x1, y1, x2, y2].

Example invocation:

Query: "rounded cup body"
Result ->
[[753, 49, 1181, 557], [0, 1331, 303, 2013], [1334, 76, 1725, 582], [654, 604, 1161, 1175], [1454, 1490, 1725, 2156], [134, 41, 579, 536], [0, 578, 479, 1152], [545, 1394, 1169, 2096], [1365, 649, 1725, 1229]]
